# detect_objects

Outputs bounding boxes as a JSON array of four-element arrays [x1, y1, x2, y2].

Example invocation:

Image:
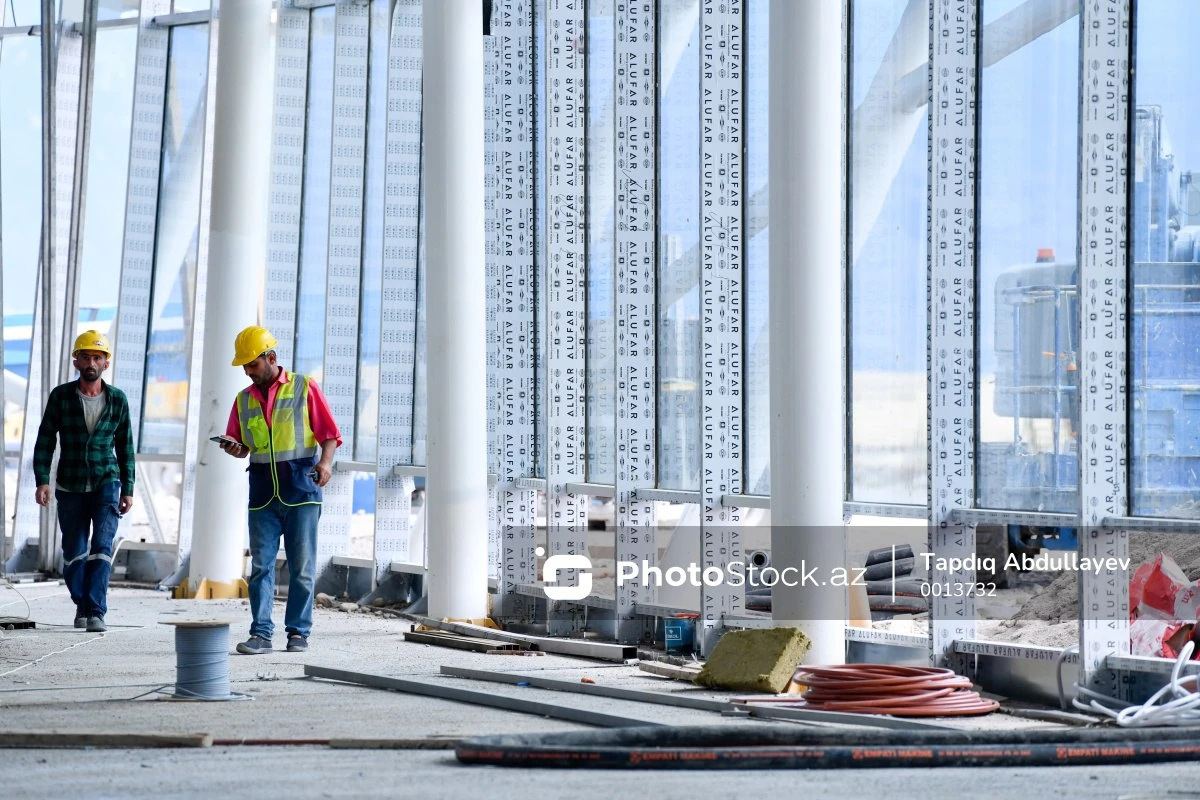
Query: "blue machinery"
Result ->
[[984, 106, 1200, 555]]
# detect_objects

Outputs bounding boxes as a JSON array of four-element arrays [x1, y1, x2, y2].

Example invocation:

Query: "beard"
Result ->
[[80, 368, 100, 381]]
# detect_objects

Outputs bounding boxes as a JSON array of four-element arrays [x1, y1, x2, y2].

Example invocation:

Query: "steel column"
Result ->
[[697, 0, 745, 654], [491, 0, 537, 622], [927, 0, 978, 665], [613, 0, 658, 643], [543, 0, 588, 635], [1076, 0, 1130, 694]]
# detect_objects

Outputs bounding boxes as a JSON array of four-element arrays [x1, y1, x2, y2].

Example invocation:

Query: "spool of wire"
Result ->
[[159, 620, 245, 701]]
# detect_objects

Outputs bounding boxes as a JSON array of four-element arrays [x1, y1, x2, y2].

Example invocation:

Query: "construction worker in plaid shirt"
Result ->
[[33, 330, 135, 633]]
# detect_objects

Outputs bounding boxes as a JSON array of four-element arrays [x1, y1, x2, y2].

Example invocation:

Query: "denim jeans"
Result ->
[[247, 499, 321, 639], [56, 482, 121, 618]]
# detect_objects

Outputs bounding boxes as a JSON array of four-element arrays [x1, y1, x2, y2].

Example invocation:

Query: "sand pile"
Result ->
[[1005, 533, 1200, 625]]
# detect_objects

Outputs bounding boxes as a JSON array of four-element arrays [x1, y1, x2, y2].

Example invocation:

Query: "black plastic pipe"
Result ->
[[456, 723, 1200, 770]]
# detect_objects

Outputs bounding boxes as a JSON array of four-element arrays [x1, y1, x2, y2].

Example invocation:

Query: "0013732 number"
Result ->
[[921, 581, 997, 598]]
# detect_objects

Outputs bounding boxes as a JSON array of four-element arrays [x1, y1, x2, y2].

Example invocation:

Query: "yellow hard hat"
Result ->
[[72, 330, 112, 357], [231, 326, 278, 367]]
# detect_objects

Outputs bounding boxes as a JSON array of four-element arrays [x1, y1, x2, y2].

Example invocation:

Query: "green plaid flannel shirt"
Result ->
[[33, 380, 136, 495]]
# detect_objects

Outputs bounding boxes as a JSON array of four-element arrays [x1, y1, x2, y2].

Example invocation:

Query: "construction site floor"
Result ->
[[2, 581, 1199, 798]]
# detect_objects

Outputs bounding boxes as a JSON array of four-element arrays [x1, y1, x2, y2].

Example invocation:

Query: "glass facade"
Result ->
[[585, 0, 615, 484], [1130, 0, 1200, 520], [0, 0, 1192, 652], [744, 0, 769, 496], [142, 23, 209, 455], [976, 0, 1079, 513], [656, 0, 700, 492], [848, 0, 928, 505]]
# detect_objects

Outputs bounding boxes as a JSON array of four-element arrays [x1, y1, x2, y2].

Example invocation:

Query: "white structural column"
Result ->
[[177, 10, 221, 563], [315, 1, 370, 578], [375, 0, 423, 580], [188, 0, 275, 593], [927, 0, 978, 665], [698, 0, 745, 653], [544, 0, 587, 635], [423, 0, 489, 620], [1077, 0, 1130, 693], [767, 0, 845, 663]]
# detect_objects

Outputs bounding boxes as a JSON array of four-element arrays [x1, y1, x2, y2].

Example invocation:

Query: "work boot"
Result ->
[[86, 616, 106, 632], [236, 635, 273, 655]]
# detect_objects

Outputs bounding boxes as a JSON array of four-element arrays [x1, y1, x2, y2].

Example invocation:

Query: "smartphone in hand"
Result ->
[[210, 435, 239, 447]]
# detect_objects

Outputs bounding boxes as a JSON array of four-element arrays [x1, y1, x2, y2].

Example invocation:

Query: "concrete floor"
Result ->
[[3, 581, 1200, 799]]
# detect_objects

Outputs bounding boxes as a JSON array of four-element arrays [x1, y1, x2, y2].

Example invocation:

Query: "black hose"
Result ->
[[456, 723, 1200, 770]]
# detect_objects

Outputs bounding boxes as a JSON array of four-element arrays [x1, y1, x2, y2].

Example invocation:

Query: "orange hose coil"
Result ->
[[794, 664, 999, 717]]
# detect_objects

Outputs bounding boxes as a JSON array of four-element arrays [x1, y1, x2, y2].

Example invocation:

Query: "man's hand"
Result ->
[[35, 484, 51, 507], [219, 439, 250, 458], [311, 461, 333, 487], [119, 496, 134, 515]]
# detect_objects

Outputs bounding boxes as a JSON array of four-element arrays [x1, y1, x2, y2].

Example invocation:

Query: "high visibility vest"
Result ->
[[237, 374, 320, 510]]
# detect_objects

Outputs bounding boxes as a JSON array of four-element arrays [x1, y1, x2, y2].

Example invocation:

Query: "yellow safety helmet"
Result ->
[[72, 330, 112, 357], [231, 326, 278, 367]]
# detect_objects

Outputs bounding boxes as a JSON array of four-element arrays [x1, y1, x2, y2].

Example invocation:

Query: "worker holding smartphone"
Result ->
[[217, 326, 341, 656]]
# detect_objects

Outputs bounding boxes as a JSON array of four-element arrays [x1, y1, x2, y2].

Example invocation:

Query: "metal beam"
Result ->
[[952, 508, 1077, 528], [845, 502, 926, 519], [565, 481, 614, 497], [404, 613, 636, 661], [721, 493, 769, 509], [1102, 516, 1200, 534], [149, 10, 211, 26], [439, 665, 730, 712], [633, 488, 700, 505], [744, 704, 955, 731], [305, 665, 661, 727]]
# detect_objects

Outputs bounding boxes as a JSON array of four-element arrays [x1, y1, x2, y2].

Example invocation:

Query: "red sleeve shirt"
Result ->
[[225, 369, 344, 448]]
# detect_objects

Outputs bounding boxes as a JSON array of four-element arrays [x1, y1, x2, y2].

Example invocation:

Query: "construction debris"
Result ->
[[638, 661, 703, 682], [305, 664, 662, 728], [403, 629, 532, 653], [694, 627, 812, 694]]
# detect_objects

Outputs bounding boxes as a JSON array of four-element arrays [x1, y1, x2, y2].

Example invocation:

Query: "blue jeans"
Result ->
[[56, 482, 121, 618], [247, 499, 321, 639]]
